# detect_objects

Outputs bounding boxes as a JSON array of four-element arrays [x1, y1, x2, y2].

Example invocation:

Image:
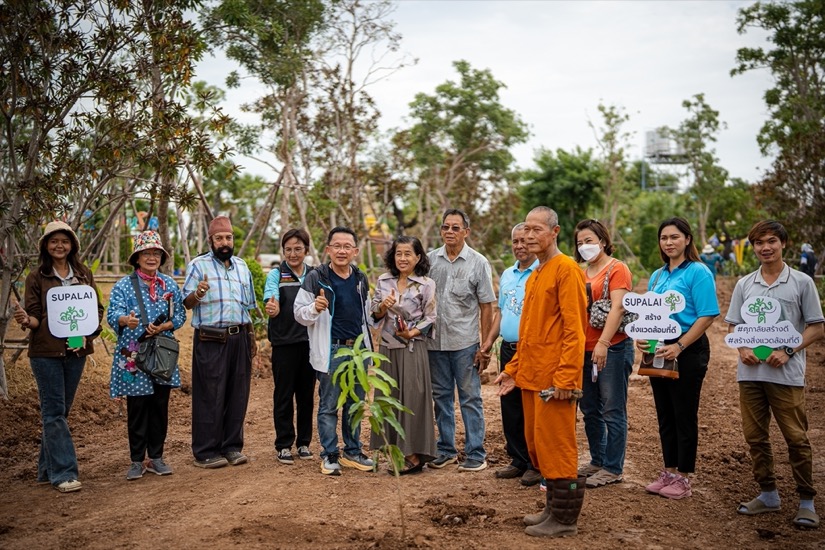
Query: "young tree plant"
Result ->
[[332, 333, 412, 539]]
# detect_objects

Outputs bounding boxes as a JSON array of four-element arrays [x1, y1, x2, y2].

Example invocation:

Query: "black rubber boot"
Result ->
[[525, 476, 586, 537]]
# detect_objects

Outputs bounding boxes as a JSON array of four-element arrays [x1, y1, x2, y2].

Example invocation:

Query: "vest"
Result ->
[[267, 261, 312, 346]]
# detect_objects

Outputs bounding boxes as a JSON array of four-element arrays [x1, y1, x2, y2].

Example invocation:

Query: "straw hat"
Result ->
[[702, 244, 714, 254], [38, 221, 80, 253]]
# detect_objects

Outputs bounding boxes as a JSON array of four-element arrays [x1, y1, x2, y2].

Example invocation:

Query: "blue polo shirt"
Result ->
[[498, 259, 539, 343], [648, 260, 719, 332]]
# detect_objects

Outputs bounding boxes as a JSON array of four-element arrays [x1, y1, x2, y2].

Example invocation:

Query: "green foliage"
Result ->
[[520, 147, 604, 243], [244, 255, 267, 337], [331, 334, 411, 473], [639, 224, 662, 273]]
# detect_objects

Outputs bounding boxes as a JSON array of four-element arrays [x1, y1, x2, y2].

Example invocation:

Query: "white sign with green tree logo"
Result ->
[[622, 290, 686, 352], [725, 296, 802, 360], [46, 285, 98, 348]]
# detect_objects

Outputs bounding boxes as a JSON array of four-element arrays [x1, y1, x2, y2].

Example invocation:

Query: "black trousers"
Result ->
[[126, 384, 172, 462], [191, 330, 251, 461], [272, 341, 316, 450], [649, 333, 710, 474], [499, 342, 533, 471]]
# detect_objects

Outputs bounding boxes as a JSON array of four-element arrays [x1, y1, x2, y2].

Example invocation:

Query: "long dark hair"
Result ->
[[658, 217, 700, 264], [384, 236, 430, 277], [38, 230, 85, 277]]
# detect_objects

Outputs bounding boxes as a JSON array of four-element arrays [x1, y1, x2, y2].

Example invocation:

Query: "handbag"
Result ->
[[638, 352, 679, 379], [130, 274, 179, 382], [589, 260, 638, 332]]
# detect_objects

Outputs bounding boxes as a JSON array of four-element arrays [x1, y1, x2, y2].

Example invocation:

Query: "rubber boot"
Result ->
[[523, 491, 550, 526], [525, 476, 586, 537]]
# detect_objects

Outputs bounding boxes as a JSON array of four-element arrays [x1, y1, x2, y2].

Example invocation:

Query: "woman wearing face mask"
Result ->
[[573, 219, 635, 488], [638, 217, 719, 500]]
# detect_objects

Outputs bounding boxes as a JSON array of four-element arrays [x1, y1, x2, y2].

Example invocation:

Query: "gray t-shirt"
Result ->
[[725, 263, 824, 386], [427, 243, 496, 352]]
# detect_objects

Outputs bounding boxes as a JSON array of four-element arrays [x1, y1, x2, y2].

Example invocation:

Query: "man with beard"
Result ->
[[183, 216, 258, 469]]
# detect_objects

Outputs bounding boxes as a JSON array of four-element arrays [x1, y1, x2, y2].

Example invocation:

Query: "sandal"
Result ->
[[737, 497, 781, 515], [793, 508, 820, 528], [399, 458, 423, 476]]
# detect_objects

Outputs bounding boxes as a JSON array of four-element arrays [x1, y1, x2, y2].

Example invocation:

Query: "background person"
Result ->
[[699, 244, 725, 279], [370, 236, 437, 474], [489, 223, 541, 486], [800, 243, 817, 279], [264, 228, 316, 464], [427, 208, 496, 473], [107, 231, 185, 480], [183, 216, 257, 469], [13, 221, 104, 493], [638, 217, 719, 500], [573, 219, 634, 488]]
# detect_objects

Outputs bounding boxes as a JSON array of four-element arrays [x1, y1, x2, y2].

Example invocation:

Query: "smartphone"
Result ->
[[591, 362, 599, 382]]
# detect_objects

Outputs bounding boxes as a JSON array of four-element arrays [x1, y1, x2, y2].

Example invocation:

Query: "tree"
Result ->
[[664, 93, 728, 246], [400, 60, 529, 250], [733, 0, 825, 262], [520, 147, 604, 252]]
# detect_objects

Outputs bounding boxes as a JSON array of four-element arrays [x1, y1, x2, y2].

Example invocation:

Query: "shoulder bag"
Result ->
[[589, 260, 638, 332], [130, 274, 179, 382]]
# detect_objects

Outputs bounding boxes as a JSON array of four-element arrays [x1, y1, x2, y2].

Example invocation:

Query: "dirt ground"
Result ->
[[1, 277, 825, 549]]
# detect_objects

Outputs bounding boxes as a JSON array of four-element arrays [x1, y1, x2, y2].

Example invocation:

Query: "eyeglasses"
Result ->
[[284, 247, 305, 255], [329, 244, 356, 251], [441, 224, 464, 233], [140, 250, 163, 257]]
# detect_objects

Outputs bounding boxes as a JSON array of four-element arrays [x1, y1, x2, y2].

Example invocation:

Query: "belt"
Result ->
[[332, 338, 356, 346], [502, 341, 518, 351], [204, 325, 243, 335]]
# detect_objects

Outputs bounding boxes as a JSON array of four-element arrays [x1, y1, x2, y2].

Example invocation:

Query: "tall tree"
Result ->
[[733, 0, 825, 261], [400, 60, 529, 250]]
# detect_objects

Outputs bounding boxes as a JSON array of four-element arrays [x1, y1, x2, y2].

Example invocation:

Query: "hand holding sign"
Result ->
[[725, 296, 801, 363]]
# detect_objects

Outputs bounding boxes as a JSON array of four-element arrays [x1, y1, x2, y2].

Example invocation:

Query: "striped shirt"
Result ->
[[183, 252, 256, 328]]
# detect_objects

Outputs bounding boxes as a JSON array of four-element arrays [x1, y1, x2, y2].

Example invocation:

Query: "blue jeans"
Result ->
[[428, 345, 486, 462], [579, 339, 633, 475], [316, 345, 365, 459], [30, 355, 85, 485]]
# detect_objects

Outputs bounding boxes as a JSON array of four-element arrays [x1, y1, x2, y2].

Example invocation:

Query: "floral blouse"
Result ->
[[370, 272, 436, 350], [107, 273, 186, 397]]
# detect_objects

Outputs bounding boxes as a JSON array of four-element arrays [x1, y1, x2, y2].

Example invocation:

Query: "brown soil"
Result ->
[[1, 277, 825, 549]]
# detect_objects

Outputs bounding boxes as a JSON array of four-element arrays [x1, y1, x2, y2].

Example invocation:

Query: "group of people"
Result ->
[[13, 208, 823, 537]]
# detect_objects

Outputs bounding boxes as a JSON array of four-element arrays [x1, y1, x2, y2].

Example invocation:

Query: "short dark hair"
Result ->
[[573, 219, 614, 262], [384, 236, 430, 277], [748, 220, 788, 245], [441, 209, 470, 228], [327, 226, 358, 246], [658, 217, 699, 264], [281, 228, 311, 250]]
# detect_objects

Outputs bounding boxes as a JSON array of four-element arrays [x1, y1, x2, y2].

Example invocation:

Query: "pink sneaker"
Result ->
[[659, 475, 692, 499], [645, 470, 676, 494]]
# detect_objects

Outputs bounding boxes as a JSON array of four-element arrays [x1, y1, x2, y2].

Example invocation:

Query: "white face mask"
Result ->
[[578, 243, 601, 262]]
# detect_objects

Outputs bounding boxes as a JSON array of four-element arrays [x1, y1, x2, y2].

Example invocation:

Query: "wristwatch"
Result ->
[[675, 341, 685, 352], [783, 346, 795, 357]]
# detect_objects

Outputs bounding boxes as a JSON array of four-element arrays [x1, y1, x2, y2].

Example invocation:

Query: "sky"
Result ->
[[196, 0, 775, 184]]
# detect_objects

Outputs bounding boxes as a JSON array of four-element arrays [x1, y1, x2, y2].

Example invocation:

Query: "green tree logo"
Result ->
[[59, 307, 85, 331], [665, 292, 683, 312], [746, 298, 775, 324]]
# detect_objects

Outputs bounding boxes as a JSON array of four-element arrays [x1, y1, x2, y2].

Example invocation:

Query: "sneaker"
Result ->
[[659, 475, 692, 499], [277, 448, 294, 465], [321, 455, 342, 476], [645, 470, 676, 494], [55, 479, 82, 493], [457, 459, 488, 472], [126, 461, 146, 480], [521, 468, 542, 487], [539, 478, 547, 492], [194, 456, 229, 469], [427, 455, 458, 469], [340, 451, 375, 472], [577, 463, 602, 477], [224, 451, 248, 466], [146, 458, 173, 476], [585, 469, 623, 488], [495, 464, 525, 479], [297, 446, 313, 460]]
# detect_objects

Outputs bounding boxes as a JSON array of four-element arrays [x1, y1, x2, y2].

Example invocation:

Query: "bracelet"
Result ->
[[194, 292, 204, 302], [676, 341, 685, 351], [598, 338, 611, 347]]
